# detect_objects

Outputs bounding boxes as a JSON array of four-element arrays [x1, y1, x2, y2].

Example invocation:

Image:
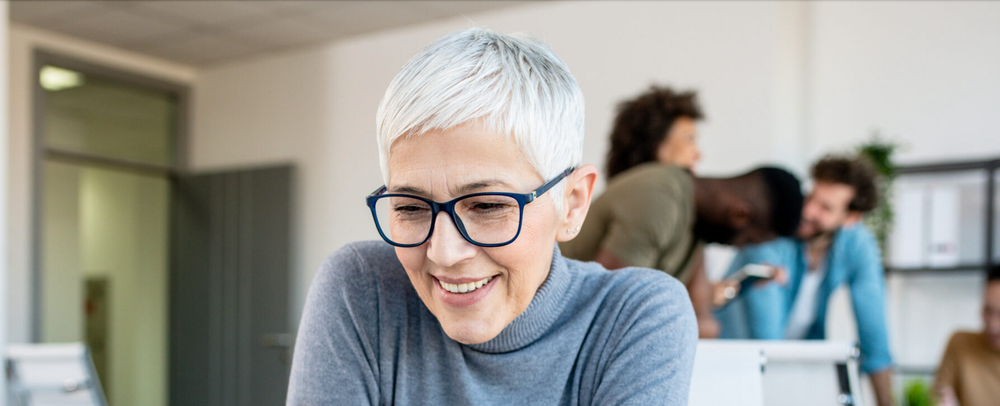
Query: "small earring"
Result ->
[[567, 225, 580, 235]]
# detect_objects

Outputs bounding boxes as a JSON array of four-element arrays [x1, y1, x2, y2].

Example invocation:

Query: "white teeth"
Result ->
[[439, 276, 493, 294]]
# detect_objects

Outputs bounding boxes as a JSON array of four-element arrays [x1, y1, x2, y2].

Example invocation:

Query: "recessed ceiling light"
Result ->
[[40, 66, 85, 91]]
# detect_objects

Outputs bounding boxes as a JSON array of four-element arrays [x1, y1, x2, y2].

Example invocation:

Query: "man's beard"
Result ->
[[693, 220, 737, 245], [799, 219, 836, 242]]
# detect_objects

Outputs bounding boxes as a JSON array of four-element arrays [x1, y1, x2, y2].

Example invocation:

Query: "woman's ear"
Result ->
[[557, 164, 598, 242]]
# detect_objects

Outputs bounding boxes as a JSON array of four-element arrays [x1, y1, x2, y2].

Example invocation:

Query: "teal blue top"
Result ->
[[717, 223, 893, 373]]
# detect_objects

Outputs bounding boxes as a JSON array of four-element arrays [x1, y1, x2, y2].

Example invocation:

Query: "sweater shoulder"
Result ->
[[566, 257, 691, 318], [946, 331, 983, 348], [309, 241, 409, 320], [318, 240, 404, 284]]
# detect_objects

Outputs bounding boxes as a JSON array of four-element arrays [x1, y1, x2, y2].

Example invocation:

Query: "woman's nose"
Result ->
[[425, 211, 478, 267]]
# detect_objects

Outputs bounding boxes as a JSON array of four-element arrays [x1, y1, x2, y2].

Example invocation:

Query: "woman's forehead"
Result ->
[[388, 174, 522, 197], [391, 124, 515, 156], [388, 160, 541, 195], [387, 126, 541, 193]]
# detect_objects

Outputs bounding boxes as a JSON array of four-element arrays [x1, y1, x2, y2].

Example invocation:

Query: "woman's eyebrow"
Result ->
[[456, 180, 512, 194], [389, 180, 514, 197], [390, 185, 426, 195]]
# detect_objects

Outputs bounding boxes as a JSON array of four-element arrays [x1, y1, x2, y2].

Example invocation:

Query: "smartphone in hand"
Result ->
[[726, 264, 777, 292]]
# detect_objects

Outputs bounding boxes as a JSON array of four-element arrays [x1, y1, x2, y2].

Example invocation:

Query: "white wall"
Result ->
[[806, 1, 1000, 163], [6, 23, 195, 343], [193, 0, 804, 322]]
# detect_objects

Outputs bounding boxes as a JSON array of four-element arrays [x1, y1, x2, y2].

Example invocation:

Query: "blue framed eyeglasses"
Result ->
[[366, 167, 576, 247]]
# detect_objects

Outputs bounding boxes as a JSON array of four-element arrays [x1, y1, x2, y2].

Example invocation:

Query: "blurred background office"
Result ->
[[1, 1, 999, 405]]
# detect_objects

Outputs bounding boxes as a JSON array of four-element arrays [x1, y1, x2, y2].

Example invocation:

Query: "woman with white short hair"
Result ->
[[287, 28, 697, 405]]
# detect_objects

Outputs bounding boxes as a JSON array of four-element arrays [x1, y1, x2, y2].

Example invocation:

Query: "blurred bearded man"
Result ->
[[719, 154, 895, 406]]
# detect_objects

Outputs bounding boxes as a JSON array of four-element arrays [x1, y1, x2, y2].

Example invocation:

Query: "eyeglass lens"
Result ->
[[373, 194, 522, 246]]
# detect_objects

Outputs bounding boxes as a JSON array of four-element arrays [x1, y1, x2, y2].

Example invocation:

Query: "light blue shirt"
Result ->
[[717, 223, 893, 373]]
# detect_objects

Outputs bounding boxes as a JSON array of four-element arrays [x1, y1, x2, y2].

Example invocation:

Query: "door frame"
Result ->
[[29, 50, 191, 342]]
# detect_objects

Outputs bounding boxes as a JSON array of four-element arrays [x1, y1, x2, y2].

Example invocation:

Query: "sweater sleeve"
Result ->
[[287, 244, 381, 405], [933, 332, 962, 397], [732, 243, 788, 340], [591, 273, 698, 405]]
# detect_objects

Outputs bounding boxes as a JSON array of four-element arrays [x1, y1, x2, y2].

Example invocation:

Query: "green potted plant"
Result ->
[[903, 379, 936, 406], [857, 131, 903, 255]]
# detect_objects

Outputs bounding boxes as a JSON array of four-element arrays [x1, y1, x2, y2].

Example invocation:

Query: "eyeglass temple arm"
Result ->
[[368, 185, 387, 198], [529, 167, 577, 202]]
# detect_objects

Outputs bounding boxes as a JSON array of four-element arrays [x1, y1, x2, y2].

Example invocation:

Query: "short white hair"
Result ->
[[376, 28, 585, 208]]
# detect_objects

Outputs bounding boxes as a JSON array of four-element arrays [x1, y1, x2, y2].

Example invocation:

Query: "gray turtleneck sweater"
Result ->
[[287, 241, 697, 405]]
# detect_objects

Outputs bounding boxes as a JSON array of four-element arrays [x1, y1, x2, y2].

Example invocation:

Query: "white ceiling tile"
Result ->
[[243, 0, 339, 14], [10, 0, 113, 24], [438, 1, 532, 16], [54, 8, 186, 46], [131, 0, 275, 26], [117, 30, 201, 52], [11, 0, 530, 66], [142, 34, 259, 65], [226, 18, 335, 48], [395, 1, 456, 20], [301, 1, 437, 37]]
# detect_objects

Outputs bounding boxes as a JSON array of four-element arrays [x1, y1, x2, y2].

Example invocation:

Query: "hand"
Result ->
[[697, 316, 720, 339], [712, 280, 740, 308], [711, 265, 787, 308], [754, 265, 787, 287], [936, 386, 958, 406]]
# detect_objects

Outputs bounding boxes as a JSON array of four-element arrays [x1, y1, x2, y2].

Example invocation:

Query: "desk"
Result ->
[[691, 340, 863, 406]]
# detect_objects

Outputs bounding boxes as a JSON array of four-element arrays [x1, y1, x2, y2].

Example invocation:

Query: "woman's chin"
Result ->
[[440, 318, 504, 345]]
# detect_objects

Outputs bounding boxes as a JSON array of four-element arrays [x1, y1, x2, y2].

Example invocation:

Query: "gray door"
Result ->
[[170, 165, 293, 406]]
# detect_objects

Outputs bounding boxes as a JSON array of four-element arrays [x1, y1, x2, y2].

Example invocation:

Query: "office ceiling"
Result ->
[[11, 0, 530, 66]]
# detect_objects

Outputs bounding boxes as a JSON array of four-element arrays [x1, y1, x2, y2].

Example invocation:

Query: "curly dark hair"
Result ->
[[756, 167, 805, 237], [605, 86, 704, 179], [811, 154, 880, 213]]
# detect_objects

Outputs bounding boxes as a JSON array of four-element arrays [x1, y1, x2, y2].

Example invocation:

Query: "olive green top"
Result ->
[[561, 163, 700, 284]]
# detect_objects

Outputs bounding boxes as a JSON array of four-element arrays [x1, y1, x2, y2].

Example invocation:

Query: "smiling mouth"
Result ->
[[438, 276, 493, 294]]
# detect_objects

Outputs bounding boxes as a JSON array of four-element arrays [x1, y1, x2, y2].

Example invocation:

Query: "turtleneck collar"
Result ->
[[468, 245, 576, 354]]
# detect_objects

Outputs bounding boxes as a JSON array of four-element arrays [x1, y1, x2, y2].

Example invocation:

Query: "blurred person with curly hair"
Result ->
[[562, 86, 802, 338], [605, 86, 704, 177]]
